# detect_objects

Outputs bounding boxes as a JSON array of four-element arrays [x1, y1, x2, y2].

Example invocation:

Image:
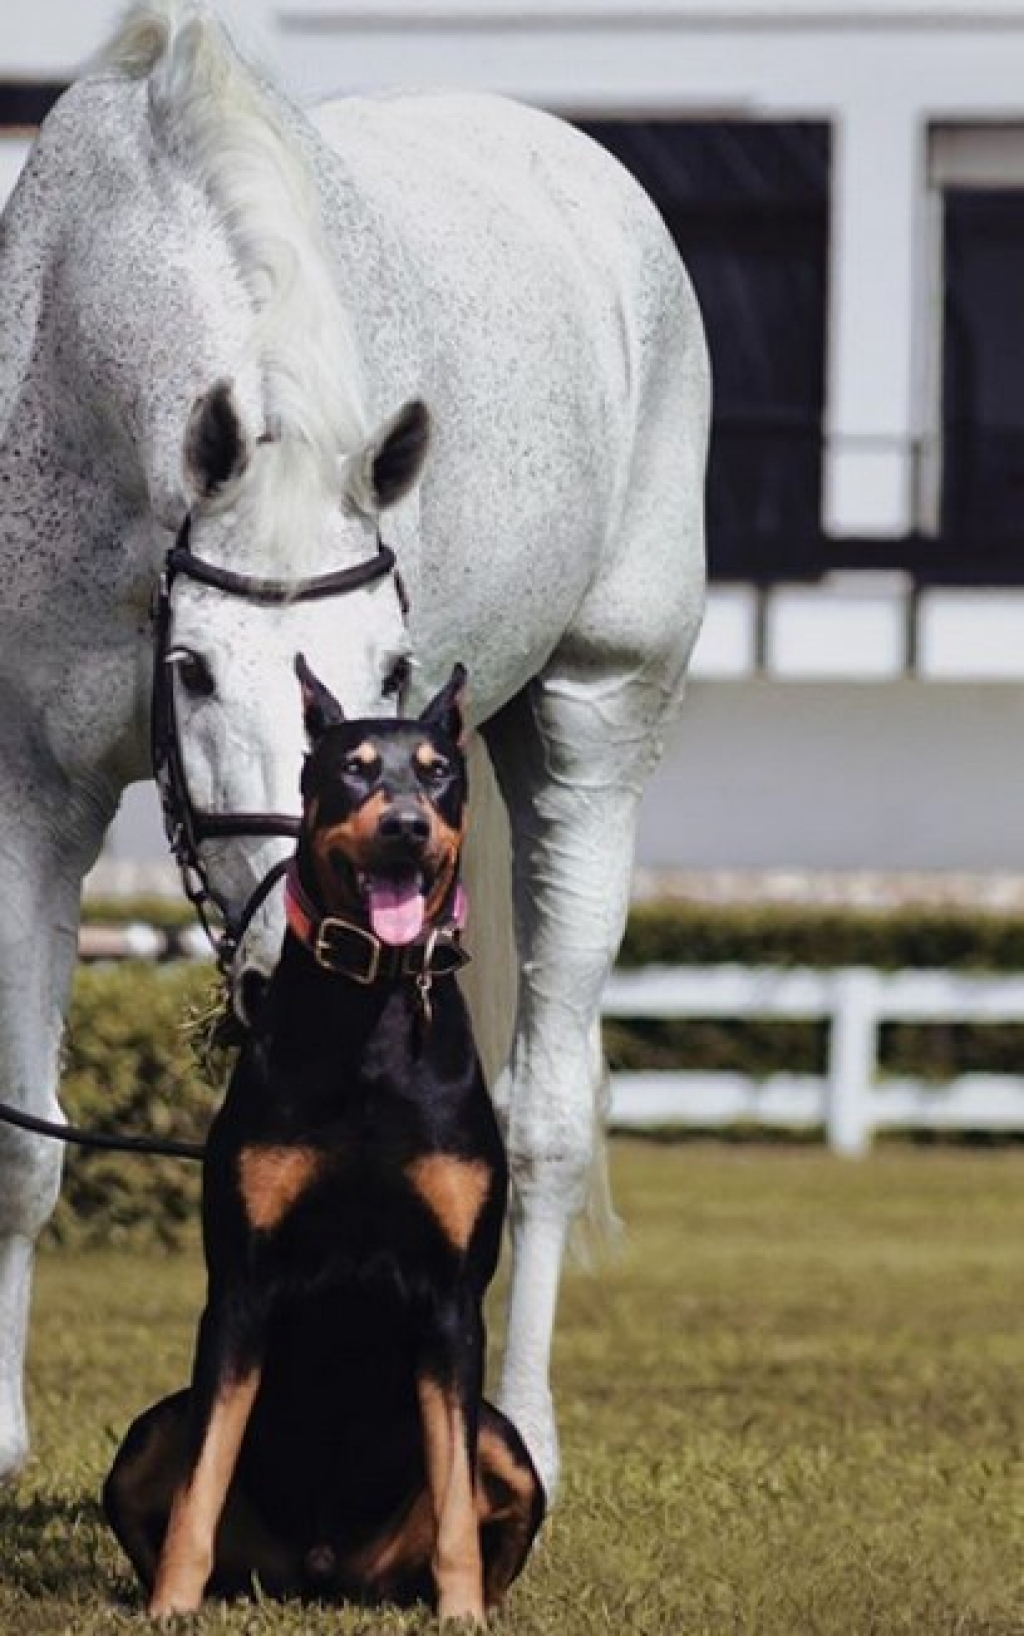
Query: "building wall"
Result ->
[[7, 1, 1024, 548], [641, 678, 1024, 871]]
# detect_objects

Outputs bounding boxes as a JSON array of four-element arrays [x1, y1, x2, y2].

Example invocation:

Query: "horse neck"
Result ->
[[2, 82, 258, 534]]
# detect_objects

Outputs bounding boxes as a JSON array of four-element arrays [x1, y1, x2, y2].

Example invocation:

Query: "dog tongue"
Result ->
[[367, 880, 425, 946]]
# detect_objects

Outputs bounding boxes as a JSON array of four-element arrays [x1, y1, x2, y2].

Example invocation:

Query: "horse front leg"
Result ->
[[0, 788, 111, 1481], [485, 674, 674, 1499]]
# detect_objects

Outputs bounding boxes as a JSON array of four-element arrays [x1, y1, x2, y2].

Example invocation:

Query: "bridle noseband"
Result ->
[[151, 515, 408, 972]]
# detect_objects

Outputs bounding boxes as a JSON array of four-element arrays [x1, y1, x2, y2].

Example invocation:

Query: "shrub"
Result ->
[[619, 900, 1024, 970], [46, 963, 225, 1249], [31, 898, 1024, 1244]]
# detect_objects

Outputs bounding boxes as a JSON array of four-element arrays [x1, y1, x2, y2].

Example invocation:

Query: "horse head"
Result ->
[[160, 379, 431, 1023]]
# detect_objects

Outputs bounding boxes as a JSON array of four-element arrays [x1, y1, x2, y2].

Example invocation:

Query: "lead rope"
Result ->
[[0, 1100, 205, 1161]]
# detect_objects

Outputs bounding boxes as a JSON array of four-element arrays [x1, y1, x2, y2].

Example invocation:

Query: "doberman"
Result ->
[[103, 657, 545, 1624]]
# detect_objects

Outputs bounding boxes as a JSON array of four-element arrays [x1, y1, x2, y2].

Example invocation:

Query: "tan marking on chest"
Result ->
[[238, 1145, 322, 1232], [405, 1155, 490, 1250]]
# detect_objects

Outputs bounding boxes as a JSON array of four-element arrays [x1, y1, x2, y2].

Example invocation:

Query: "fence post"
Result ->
[[826, 969, 880, 1156]]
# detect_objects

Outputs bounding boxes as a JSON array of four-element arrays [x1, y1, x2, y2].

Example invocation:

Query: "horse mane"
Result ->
[[102, 3, 368, 471]]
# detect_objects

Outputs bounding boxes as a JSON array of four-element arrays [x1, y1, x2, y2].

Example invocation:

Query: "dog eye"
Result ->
[[344, 755, 375, 778], [420, 756, 450, 783], [166, 647, 215, 698], [381, 655, 412, 699]]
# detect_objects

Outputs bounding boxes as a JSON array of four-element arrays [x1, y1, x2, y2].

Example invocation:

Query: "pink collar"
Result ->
[[283, 863, 469, 985]]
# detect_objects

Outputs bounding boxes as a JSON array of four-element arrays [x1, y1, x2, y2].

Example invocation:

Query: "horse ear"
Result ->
[[184, 380, 250, 502], [346, 399, 431, 514], [295, 653, 346, 741], [419, 663, 467, 746]]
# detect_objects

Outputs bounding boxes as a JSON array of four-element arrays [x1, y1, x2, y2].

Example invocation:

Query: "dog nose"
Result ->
[[377, 804, 431, 845]]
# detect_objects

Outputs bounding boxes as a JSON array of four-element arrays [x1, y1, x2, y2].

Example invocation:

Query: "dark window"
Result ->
[[577, 121, 830, 580], [943, 190, 1024, 555], [0, 83, 64, 128]]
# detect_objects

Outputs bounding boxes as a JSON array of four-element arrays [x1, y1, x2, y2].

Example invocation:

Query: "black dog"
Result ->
[[103, 658, 544, 1624]]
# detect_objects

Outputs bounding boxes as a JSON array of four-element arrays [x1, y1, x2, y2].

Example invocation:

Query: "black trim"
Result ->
[[578, 119, 830, 585], [167, 532, 397, 603], [710, 531, 1024, 588], [0, 82, 66, 128]]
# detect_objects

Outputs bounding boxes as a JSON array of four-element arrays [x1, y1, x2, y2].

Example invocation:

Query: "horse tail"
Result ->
[[459, 735, 620, 1258], [458, 735, 518, 1097]]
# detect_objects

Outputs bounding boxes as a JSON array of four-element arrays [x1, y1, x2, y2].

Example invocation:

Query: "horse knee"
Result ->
[[503, 1085, 597, 1215], [0, 1129, 63, 1237], [500, 1008, 604, 1214]]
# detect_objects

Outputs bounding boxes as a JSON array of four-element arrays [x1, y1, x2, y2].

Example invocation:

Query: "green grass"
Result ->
[[7, 1141, 1024, 1632]]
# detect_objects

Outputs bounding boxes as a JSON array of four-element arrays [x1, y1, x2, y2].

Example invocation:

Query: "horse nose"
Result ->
[[377, 804, 431, 845]]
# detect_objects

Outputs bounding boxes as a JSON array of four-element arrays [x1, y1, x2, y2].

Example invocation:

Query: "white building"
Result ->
[[4, 1, 1024, 874]]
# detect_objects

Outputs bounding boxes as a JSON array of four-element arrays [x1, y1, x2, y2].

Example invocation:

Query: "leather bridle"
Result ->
[[150, 515, 408, 972]]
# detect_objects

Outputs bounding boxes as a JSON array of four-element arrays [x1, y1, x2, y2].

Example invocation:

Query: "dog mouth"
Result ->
[[359, 870, 426, 946]]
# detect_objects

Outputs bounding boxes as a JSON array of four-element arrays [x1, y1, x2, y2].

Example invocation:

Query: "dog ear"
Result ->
[[295, 653, 346, 742], [419, 663, 467, 746]]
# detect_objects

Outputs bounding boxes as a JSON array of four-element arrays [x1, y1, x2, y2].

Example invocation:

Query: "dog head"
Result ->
[[294, 655, 468, 944]]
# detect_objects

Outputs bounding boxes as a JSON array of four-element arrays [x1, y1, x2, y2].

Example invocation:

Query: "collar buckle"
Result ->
[[314, 918, 382, 982]]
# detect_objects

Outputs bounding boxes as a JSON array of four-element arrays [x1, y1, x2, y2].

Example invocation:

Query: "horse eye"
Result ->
[[381, 655, 411, 699], [167, 648, 215, 698]]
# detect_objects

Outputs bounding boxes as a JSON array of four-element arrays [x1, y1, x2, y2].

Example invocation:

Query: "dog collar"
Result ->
[[284, 864, 470, 986]]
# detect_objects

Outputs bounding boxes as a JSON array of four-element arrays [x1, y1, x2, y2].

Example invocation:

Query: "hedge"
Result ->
[[618, 899, 1024, 970], [35, 899, 1024, 1244], [84, 893, 1024, 967], [47, 963, 222, 1249], [81, 895, 195, 929]]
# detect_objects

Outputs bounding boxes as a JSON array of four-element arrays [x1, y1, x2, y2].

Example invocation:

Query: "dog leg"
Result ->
[[416, 1370, 485, 1625], [148, 1368, 260, 1615], [106, 1385, 303, 1604], [103, 1391, 190, 1593], [149, 1298, 263, 1617], [476, 1407, 546, 1608], [416, 1288, 490, 1626]]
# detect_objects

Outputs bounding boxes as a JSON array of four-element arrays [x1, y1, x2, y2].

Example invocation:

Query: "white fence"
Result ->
[[79, 928, 1024, 1154], [603, 965, 1024, 1155]]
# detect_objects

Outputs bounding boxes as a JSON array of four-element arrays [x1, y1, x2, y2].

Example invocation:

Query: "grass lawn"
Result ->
[[5, 1140, 1024, 1632]]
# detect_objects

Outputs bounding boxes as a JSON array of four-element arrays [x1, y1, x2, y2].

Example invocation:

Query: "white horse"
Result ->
[[0, 1, 707, 1501]]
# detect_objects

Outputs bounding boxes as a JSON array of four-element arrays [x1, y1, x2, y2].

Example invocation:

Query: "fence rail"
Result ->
[[603, 964, 1024, 1154], [77, 928, 1024, 1154], [78, 924, 210, 962]]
